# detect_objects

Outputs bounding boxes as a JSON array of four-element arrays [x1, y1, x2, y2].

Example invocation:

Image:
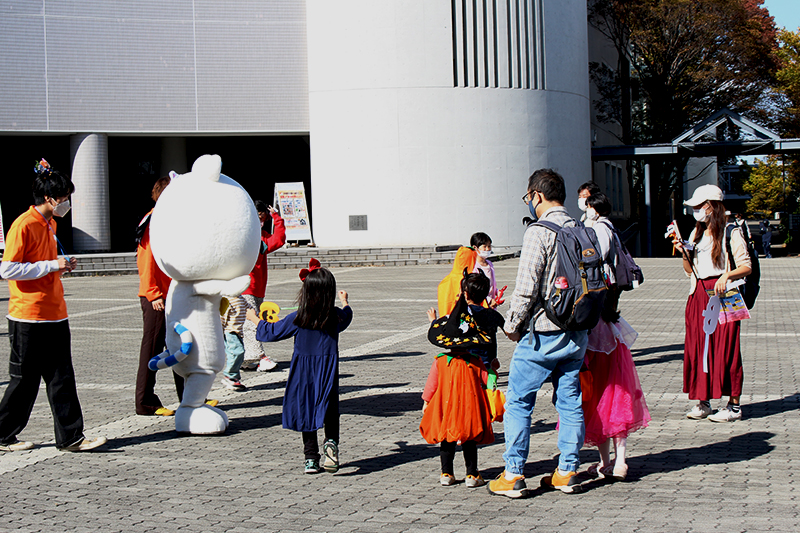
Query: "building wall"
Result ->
[[306, 0, 591, 247], [0, 1, 309, 133]]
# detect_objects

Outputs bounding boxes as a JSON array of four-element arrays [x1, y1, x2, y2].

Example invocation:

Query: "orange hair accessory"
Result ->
[[299, 258, 321, 281]]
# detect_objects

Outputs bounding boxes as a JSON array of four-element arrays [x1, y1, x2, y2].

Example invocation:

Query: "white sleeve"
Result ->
[[0, 260, 59, 280]]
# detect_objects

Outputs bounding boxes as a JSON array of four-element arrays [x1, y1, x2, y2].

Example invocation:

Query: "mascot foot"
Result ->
[[175, 404, 229, 435]]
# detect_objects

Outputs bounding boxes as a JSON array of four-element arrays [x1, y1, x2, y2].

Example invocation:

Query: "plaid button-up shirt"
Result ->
[[505, 206, 577, 334]]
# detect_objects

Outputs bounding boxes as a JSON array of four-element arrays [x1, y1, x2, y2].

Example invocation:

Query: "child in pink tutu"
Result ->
[[581, 193, 650, 480]]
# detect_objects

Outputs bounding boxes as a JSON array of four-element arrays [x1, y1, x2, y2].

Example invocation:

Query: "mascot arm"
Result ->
[[192, 275, 252, 297]]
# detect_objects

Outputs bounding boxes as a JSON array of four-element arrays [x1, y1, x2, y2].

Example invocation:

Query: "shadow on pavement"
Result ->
[[340, 351, 424, 363], [631, 343, 684, 367], [739, 394, 800, 420]]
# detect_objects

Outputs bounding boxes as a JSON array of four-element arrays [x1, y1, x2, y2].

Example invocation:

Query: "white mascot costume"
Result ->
[[148, 154, 260, 434]]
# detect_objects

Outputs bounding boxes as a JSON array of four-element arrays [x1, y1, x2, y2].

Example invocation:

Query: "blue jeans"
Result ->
[[503, 329, 588, 475], [222, 332, 245, 381]]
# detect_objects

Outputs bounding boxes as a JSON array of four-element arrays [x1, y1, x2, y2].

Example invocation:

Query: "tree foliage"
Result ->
[[743, 156, 797, 215], [774, 29, 800, 137], [589, 0, 779, 253]]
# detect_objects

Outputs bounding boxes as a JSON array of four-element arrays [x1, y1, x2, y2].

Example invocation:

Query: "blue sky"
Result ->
[[763, 0, 800, 32]]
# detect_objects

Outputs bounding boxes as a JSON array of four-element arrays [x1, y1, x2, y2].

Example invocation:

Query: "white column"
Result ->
[[70, 133, 110, 252]]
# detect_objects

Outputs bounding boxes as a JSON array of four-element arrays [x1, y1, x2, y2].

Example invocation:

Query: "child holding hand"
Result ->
[[420, 271, 501, 488], [246, 259, 352, 474]]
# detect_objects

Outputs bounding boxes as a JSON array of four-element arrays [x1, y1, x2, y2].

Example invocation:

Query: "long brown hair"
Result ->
[[692, 200, 726, 269]]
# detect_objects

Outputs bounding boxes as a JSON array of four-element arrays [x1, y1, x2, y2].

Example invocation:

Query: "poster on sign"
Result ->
[[274, 182, 313, 243], [0, 200, 5, 250]]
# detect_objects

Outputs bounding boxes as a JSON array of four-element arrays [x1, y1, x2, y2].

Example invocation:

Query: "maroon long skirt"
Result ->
[[684, 277, 743, 400]]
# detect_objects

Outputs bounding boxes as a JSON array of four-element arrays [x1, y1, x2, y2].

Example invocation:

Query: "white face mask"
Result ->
[[693, 207, 709, 223], [586, 207, 599, 221], [53, 199, 71, 217], [478, 250, 492, 259], [578, 198, 588, 212]]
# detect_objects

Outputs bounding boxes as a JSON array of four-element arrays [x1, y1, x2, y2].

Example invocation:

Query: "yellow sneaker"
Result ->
[[154, 407, 175, 417], [540, 468, 583, 493], [205, 399, 219, 407], [486, 471, 528, 498]]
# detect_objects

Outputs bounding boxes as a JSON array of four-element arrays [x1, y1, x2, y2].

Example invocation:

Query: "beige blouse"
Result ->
[[686, 226, 751, 295]]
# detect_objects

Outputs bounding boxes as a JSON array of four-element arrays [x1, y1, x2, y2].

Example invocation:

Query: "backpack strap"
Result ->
[[724, 223, 737, 272], [532, 220, 560, 233]]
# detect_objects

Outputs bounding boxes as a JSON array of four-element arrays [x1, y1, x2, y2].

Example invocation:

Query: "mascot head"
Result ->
[[150, 154, 260, 281]]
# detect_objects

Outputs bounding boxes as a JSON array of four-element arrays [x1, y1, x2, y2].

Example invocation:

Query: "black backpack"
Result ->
[[534, 220, 608, 331], [597, 220, 644, 291], [725, 224, 760, 309]]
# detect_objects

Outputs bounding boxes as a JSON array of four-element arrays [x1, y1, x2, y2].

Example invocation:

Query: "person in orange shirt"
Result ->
[[135, 176, 184, 416], [0, 160, 106, 452]]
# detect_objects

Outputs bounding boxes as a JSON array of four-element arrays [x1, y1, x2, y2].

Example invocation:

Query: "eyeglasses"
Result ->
[[522, 191, 538, 205]]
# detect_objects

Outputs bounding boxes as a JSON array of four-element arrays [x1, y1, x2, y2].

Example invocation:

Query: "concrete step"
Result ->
[[50, 246, 521, 277]]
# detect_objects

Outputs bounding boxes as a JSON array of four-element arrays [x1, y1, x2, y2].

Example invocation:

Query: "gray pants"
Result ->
[[241, 294, 265, 360]]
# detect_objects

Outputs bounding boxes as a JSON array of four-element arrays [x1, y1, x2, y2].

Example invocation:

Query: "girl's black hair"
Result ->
[[294, 267, 338, 332], [32, 170, 75, 205], [470, 232, 492, 248], [254, 199, 268, 213]]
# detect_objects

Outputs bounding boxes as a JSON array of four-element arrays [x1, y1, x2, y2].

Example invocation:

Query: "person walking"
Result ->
[[759, 217, 772, 259], [487, 169, 589, 498], [135, 176, 184, 416], [0, 160, 106, 452]]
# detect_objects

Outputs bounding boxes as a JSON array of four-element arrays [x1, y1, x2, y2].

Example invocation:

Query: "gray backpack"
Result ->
[[598, 220, 644, 291]]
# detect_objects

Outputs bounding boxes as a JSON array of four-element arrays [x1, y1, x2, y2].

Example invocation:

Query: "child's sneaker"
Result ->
[[322, 439, 339, 472], [257, 355, 278, 372], [304, 459, 323, 474], [465, 474, 486, 488], [486, 472, 528, 498], [240, 360, 259, 371], [540, 469, 583, 493], [440, 473, 456, 486], [221, 377, 247, 391]]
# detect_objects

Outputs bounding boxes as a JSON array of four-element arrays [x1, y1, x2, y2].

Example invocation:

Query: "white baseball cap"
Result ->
[[684, 184, 724, 207]]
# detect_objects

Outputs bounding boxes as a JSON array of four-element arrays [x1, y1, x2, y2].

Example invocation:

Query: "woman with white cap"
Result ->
[[672, 184, 751, 422]]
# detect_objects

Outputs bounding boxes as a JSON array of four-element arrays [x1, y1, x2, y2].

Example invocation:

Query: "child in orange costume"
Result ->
[[421, 272, 501, 488], [437, 246, 477, 316]]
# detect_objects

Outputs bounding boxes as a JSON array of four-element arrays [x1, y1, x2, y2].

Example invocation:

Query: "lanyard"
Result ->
[[34, 207, 71, 262]]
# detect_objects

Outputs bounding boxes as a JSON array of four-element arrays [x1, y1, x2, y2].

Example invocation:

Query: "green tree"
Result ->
[[589, 0, 779, 253], [743, 156, 796, 215], [774, 29, 800, 137]]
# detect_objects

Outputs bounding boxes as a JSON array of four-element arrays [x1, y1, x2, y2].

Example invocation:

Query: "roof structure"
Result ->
[[592, 108, 800, 160]]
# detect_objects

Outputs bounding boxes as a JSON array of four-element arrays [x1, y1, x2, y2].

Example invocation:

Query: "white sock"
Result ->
[[557, 468, 570, 476], [505, 471, 521, 481]]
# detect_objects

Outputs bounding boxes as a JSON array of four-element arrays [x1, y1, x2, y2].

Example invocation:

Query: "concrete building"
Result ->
[[1, 1, 591, 251]]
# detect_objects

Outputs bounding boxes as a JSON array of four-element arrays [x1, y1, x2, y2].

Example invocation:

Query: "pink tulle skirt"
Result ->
[[582, 320, 651, 447]]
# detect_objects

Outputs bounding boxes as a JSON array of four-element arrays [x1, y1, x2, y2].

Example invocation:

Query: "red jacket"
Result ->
[[244, 212, 286, 298]]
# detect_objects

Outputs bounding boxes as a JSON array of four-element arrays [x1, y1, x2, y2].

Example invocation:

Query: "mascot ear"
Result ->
[[191, 154, 222, 182]]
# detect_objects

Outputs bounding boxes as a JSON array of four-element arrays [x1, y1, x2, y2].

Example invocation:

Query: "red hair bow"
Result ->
[[299, 258, 321, 281]]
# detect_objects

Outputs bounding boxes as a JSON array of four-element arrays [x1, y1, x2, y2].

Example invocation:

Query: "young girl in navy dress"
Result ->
[[246, 259, 352, 474]]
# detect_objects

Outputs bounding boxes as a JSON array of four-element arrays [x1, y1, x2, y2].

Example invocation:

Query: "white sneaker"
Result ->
[[257, 356, 277, 372], [240, 360, 259, 371], [686, 403, 712, 420], [708, 406, 742, 422]]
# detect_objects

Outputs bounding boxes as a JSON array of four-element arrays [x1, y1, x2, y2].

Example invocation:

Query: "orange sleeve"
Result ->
[[137, 229, 171, 301]]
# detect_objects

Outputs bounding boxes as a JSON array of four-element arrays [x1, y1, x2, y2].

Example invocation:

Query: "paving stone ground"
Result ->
[[0, 257, 798, 533]]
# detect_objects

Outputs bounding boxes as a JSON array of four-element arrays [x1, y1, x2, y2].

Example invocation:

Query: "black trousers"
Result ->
[[302, 376, 339, 460], [440, 440, 479, 477], [136, 297, 184, 414], [0, 320, 84, 448]]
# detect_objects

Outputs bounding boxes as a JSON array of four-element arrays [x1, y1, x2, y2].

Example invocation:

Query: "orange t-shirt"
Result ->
[[2, 206, 68, 321], [136, 210, 171, 301]]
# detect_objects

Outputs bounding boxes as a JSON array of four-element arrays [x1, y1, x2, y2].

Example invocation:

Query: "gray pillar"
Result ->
[[160, 137, 188, 178], [70, 133, 111, 252], [644, 162, 652, 257]]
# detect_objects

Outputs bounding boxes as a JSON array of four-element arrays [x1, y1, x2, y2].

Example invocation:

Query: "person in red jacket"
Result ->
[[241, 199, 286, 371], [135, 177, 184, 416]]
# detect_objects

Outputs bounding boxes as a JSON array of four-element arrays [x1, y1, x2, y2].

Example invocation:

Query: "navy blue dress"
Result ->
[[255, 306, 352, 432]]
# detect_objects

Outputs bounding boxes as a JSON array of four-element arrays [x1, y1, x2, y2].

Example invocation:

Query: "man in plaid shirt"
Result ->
[[488, 169, 590, 498]]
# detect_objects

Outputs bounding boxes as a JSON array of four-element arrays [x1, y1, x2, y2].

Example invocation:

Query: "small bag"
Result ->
[[485, 369, 505, 423]]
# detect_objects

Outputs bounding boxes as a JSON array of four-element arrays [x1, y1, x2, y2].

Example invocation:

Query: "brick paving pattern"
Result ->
[[0, 257, 798, 532]]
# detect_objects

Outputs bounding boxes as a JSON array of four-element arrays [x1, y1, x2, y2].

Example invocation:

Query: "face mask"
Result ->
[[52, 199, 71, 217], [693, 208, 709, 223], [578, 198, 588, 212], [529, 193, 541, 221], [478, 250, 492, 259], [586, 207, 599, 221]]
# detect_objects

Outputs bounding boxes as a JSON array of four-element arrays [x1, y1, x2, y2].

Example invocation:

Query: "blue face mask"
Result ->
[[528, 193, 541, 221]]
